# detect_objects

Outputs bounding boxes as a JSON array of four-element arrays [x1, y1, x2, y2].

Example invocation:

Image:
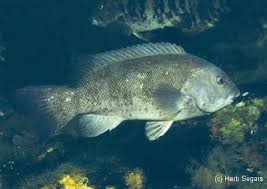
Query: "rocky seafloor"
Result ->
[[0, 0, 267, 189]]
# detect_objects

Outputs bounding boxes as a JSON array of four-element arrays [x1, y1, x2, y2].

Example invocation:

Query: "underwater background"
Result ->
[[0, 0, 267, 188]]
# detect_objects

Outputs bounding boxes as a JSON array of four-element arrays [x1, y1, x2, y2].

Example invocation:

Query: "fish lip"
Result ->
[[90, 17, 102, 26], [91, 18, 99, 26], [231, 85, 240, 98], [228, 88, 241, 103]]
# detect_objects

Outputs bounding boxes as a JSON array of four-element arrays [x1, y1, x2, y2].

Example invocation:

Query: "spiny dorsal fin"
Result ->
[[74, 43, 186, 81], [91, 42, 186, 71]]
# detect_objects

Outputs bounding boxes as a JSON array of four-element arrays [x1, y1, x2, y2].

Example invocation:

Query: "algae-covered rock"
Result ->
[[189, 96, 267, 189], [209, 97, 266, 144], [19, 163, 94, 189], [79, 154, 148, 189], [189, 145, 242, 189], [189, 145, 266, 189], [124, 168, 146, 189], [59, 174, 94, 189], [190, 166, 226, 189], [19, 155, 148, 189]]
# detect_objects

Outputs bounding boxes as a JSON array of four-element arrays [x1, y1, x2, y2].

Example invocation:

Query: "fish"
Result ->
[[89, 0, 230, 40], [16, 43, 240, 141]]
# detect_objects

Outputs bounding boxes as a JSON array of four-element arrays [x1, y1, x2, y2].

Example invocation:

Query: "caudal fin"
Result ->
[[16, 85, 78, 140]]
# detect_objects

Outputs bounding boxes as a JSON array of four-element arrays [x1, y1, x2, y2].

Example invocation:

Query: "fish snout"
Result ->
[[228, 88, 241, 103], [91, 18, 98, 26], [234, 88, 241, 98], [90, 17, 103, 26]]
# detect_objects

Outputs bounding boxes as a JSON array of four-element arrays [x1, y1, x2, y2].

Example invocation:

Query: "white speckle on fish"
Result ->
[[65, 97, 72, 102]]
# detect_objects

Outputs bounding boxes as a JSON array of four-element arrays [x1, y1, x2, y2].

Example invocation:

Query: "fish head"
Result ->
[[90, 1, 122, 27], [182, 62, 240, 114]]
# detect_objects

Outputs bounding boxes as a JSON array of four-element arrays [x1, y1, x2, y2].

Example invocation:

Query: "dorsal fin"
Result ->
[[73, 43, 186, 82], [91, 42, 186, 71]]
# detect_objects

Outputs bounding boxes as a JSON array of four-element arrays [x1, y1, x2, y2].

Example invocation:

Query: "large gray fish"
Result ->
[[90, 0, 229, 40], [16, 43, 239, 141]]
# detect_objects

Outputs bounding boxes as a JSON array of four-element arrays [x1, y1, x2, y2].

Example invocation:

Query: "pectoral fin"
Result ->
[[77, 114, 124, 137], [145, 121, 173, 141], [153, 85, 188, 113]]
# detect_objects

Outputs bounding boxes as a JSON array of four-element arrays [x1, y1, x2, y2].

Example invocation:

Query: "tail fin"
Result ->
[[16, 85, 78, 140]]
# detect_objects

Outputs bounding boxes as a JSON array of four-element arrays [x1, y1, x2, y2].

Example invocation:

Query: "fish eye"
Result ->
[[216, 76, 224, 85], [98, 4, 104, 10]]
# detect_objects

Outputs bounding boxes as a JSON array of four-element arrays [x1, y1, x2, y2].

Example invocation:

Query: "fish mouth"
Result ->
[[227, 88, 241, 104], [91, 18, 100, 26], [90, 17, 104, 26]]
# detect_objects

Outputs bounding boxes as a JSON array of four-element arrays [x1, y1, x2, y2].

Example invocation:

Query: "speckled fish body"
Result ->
[[16, 43, 239, 140]]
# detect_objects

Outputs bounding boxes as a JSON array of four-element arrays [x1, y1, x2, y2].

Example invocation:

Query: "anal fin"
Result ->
[[145, 121, 173, 141]]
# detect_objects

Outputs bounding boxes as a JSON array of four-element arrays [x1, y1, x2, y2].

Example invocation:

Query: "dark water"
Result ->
[[0, 0, 267, 189]]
